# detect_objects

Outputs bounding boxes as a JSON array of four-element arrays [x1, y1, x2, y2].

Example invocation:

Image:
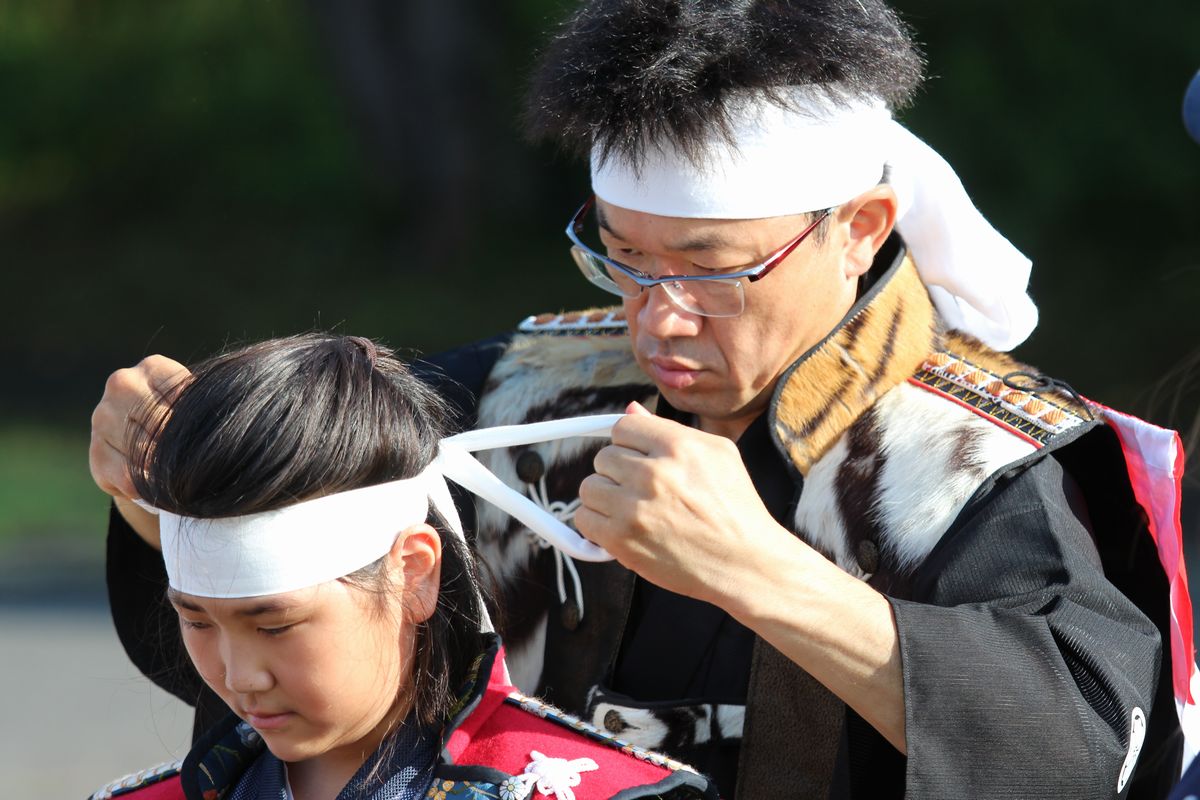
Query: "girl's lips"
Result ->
[[245, 711, 295, 731]]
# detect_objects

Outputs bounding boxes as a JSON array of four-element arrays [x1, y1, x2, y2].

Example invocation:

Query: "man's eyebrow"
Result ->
[[597, 204, 735, 254], [664, 232, 732, 254], [595, 204, 625, 241]]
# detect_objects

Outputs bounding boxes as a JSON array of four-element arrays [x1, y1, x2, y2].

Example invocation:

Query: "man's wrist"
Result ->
[[113, 496, 162, 551]]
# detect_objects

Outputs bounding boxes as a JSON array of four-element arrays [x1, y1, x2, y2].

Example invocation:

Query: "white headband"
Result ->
[[145, 414, 621, 600], [590, 87, 1038, 351]]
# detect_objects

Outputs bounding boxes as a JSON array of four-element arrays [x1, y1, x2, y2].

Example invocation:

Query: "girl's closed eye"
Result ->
[[258, 623, 298, 637]]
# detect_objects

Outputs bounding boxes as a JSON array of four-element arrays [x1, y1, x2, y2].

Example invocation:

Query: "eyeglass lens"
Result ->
[[571, 247, 745, 317]]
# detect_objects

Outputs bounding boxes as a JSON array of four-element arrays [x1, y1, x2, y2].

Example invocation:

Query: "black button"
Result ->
[[515, 450, 545, 483], [561, 600, 581, 631], [856, 539, 880, 574], [603, 709, 628, 733]]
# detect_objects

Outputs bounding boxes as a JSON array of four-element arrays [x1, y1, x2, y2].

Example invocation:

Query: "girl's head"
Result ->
[[129, 334, 487, 765]]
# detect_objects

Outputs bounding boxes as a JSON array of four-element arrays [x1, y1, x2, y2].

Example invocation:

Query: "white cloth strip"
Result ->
[[144, 414, 622, 599], [440, 414, 620, 451], [155, 466, 439, 599], [590, 86, 1037, 351]]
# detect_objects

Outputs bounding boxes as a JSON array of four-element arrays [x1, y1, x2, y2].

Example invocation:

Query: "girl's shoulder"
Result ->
[[87, 760, 184, 800]]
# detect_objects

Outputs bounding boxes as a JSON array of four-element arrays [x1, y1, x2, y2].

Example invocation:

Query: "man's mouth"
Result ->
[[646, 356, 703, 390]]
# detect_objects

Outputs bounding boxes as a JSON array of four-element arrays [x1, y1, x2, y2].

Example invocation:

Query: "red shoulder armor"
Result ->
[[89, 760, 184, 800]]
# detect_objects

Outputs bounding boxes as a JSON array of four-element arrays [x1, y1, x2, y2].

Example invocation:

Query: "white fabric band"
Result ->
[[145, 414, 622, 599], [590, 87, 1038, 351]]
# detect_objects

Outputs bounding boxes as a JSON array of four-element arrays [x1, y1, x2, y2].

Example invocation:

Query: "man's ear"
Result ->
[[836, 184, 898, 278], [386, 523, 442, 624]]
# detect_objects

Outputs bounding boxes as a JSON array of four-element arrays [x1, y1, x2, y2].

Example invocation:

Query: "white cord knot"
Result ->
[[513, 750, 599, 800], [525, 475, 586, 622]]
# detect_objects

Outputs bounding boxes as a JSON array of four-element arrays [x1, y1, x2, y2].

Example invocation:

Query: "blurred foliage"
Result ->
[[0, 0, 1197, 538], [894, 2, 1200, 414], [0, 425, 105, 540]]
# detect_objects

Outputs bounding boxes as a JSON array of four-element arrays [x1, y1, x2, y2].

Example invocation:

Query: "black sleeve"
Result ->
[[105, 503, 204, 705], [861, 456, 1165, 799], [411, 332, 513, 432]]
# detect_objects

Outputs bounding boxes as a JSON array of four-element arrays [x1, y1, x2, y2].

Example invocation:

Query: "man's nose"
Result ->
[[633, 282, 703, 339]]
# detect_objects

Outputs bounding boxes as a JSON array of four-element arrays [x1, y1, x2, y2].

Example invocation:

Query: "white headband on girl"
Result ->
[[590, 87, 1038, 352], [145, 414, 621, 600]]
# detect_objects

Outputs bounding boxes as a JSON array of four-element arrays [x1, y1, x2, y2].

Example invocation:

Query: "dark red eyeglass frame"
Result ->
[[565, 196, 832, 288]]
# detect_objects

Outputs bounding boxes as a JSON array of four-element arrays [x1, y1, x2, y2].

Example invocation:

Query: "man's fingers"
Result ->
[[577, 472, 618, 509], [107, 355, 189, 408], [573, 504, 619, 549], [609, 409, 703, 454], [90, 354, 189, 503], [89, 435, 138, 499], [141, 355, 190, 403], [591, 442, 654, 483], [102, 367, 158, 428]]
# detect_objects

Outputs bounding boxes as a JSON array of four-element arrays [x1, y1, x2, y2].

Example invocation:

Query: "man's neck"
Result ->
[[696, 413, 757, 441]]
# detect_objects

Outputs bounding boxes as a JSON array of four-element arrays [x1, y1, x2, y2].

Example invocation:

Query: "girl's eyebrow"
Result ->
[[167, 590, 295, 618], [167, 589, 202, 612]]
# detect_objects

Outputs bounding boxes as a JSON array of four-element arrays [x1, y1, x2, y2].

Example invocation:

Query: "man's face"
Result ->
[[596, 198, 867, 440]]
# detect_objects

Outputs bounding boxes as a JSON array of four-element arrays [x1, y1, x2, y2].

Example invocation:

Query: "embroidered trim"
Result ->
[[90, 759, 183, 799], [427, 778, 517, 799], [505, 692, 697, 774], [911, 351, 1087, 447], [517, 310, 628, 336]]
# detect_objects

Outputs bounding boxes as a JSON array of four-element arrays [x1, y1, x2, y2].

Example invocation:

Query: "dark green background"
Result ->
[[1, 1, 1197, 539]]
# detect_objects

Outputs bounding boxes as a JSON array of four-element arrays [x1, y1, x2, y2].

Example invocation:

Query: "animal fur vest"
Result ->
[[465, 241, 1188, 796]]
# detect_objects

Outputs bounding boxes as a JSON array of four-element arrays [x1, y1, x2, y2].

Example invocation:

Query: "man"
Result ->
[[92, 1, 1191, 797]]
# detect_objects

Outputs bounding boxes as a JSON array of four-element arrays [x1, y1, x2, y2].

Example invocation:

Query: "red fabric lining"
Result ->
[[446, 648, 677, 797], [467, 702, 674, 797], [111, 774, 184, 799], [1094, 403, 1194, 705]]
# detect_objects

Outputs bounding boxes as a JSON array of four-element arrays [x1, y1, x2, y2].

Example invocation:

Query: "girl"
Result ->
[[91, 334, 714, 800]]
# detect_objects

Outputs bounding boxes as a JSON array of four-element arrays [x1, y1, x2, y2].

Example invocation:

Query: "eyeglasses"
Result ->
[[565, 196, 831, 318]]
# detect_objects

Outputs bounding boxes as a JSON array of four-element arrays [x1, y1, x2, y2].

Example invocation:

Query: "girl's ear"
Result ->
[[386, 523, 442, 624]]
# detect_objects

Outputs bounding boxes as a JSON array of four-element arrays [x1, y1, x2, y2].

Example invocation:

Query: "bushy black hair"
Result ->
[[129, 333, 488, 727], [525, 0, 924, 166]]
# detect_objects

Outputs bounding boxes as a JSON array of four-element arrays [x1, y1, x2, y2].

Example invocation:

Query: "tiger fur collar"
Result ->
[[469, 242, 1092, 691]]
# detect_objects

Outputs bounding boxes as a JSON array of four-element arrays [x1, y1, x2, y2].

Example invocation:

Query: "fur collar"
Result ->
[[770, 244, 1091, 579], [770, 248, 939, 476]]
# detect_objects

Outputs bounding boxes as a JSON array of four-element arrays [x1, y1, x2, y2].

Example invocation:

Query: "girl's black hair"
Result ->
[[129, 333, 487, 726]]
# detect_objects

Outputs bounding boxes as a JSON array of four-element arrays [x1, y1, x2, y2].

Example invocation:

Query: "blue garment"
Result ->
[[226, 718, 437, 800], [1169, 756, 1200, 800]]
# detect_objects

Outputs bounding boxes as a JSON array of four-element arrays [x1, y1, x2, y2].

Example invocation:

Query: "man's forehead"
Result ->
[[595, 197, 806, 254]]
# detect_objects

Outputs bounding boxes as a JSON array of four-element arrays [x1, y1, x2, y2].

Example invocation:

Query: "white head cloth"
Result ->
[[145, 415, 621, 603], [590, 87, 1038, 351]]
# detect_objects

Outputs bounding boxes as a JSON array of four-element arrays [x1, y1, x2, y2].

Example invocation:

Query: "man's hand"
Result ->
[[89, 355, 190, 550], [576, 401, 795, 607], [577, 401, 907, 752]]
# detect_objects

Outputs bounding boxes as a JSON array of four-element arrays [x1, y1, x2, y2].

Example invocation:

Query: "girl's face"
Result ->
[[169, 525, 441, 775]]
